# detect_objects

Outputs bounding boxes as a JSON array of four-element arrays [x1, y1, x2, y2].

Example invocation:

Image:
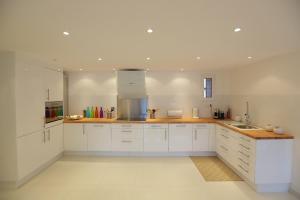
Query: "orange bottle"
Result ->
[[95, 107, 99, 118]]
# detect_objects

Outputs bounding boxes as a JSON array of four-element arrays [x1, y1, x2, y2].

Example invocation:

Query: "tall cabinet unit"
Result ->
[[13, 53, 64, 184]]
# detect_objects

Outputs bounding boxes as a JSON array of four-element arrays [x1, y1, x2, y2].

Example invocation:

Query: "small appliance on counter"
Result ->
[[167, 110, 183, 118], [45, 101, 63, 123], [192, 107, 199, 118]]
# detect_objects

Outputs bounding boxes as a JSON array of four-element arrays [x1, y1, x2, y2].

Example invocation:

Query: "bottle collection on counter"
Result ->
[[83, 106, 115, 119]]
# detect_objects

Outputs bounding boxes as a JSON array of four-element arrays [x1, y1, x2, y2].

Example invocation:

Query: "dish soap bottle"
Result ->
[[86, 107, 90, 118], [91, 106, 94, 118]]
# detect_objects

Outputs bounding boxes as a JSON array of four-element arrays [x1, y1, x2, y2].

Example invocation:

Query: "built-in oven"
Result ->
[[45, 101, 63, 124]]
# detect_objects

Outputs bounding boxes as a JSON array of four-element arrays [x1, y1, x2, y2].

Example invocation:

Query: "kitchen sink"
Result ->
[[231, 124, 260, 130]]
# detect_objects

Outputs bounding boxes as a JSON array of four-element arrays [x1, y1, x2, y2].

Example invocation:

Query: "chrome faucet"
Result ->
[[245, 101, 250, 125]]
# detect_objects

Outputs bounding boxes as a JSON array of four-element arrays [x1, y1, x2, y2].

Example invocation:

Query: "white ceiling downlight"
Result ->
[[234, 27, 241, 32], [63, 31, 70, 36], [147, 28, 153, 33], [97, 58, 102, 61], [248, 56, 252, 59], [146, 57, 150, 60], [196, 56, 201, 60], [79, 68, 83, 71]]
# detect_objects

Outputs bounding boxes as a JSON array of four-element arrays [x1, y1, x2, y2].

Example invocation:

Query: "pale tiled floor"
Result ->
[[0, 156, 298, 200]]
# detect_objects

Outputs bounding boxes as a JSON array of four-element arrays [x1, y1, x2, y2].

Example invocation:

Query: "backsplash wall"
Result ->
[[67, 70, 231, 117]]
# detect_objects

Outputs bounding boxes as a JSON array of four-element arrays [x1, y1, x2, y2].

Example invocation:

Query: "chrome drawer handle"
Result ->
[[176, 125, 186, 127], [93, 125, 104, 127], [239, 143, 250, 150], [121, 130, 132, 133], [238, 164, 249, 173], [240, 137, 251, 142], [238, 151, 250, 158], [238, 157, 249, 166], [121, 140, 132, 143], [221, 134, 229, 139], [221, 145, 228, 151]]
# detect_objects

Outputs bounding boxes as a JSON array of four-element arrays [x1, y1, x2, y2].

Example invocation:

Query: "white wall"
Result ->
[[0, 51, 17, 182], [228, 51, 300, 194], [67, 70, 231, 117]]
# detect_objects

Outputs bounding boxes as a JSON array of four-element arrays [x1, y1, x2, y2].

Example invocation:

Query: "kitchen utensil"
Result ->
[[273, 127, 284, 134]]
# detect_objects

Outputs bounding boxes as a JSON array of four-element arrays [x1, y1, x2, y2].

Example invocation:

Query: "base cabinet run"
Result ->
[[216, 125, 293, 192]]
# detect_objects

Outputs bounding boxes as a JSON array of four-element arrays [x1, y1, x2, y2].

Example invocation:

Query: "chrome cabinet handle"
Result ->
[[175, 124, 186, 127], [240, 137, 251, 142], [48, 129, 50, 141], [221, 145, 228, 151], [165, 129, 167, 141], [83, 124, 85, 135], [43, 130, 46, 143], [238, 150, 250, 158], [238, 164, 249, 173], [221, 134, 229, 139], [194, 130, 197, 140], [121, 140, 132, 143], [121, 130, 132, 133], [93, 124, 104, 127], [239, 143, 250, 150], [238, 157, 249, 166]]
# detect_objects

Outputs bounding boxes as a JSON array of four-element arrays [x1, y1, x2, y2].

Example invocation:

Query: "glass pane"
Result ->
[[204, 78, 212, 98]]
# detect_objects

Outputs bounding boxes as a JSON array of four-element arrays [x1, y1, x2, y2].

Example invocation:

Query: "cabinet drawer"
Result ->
[[112, 123, 143, 129], [192, 123, 211, 129], [111, 134, 143, 152], [112, 129, 143, 139], [144, 124, 168, 129]]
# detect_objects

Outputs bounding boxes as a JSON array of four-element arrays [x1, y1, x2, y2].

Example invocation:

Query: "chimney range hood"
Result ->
[[117, 69, 148, 121]]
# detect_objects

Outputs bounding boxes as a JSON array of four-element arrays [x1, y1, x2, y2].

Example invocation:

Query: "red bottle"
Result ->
[[95, 107, 99, 118], [100, 107, 104, 118]]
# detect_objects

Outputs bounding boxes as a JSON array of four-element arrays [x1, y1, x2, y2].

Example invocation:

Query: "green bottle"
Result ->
[[91, 106, 94, 118]]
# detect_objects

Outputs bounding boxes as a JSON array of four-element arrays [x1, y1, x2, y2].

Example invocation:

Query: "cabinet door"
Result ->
[[44, 68, 63, 102], [86, 124, 112, 151], [169, 124, 193, 152], [63, 124, 87, 151], [144, 128, 168, 152], [48, 124, 63, 158], [192, 128, 210, 151], [17, 130, 46, 180], [15, 64, 45, 137]]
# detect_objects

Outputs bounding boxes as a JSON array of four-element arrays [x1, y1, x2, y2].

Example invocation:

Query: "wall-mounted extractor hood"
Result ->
[[117, 69, 148, 121]]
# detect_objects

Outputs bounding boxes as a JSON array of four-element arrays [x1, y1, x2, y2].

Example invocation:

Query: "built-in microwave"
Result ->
[[45, 101, 63, 123]]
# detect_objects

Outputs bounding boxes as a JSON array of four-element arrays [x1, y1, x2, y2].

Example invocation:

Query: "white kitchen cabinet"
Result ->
[[17, 130, 46, 180], [111, 124, 143, 152], [86, 124, 112, 151], [144, 124, 168, 152], [169, 124, 193, 152], [15, 63, 45, 137], [192, 124, 210, 152], [44, 68, 63, 102], [47, 123, 64, 158], [63, 123, 87, 151]]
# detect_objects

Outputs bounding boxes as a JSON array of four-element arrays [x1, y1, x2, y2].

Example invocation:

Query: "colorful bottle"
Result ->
[[95, 107, 99, 118], [86, 107, 90, 118], [100, 107, 104, 118], [91, 106, 94, 118]]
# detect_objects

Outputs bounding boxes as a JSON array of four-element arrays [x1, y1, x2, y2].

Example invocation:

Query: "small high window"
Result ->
[[203, 78, 212, 98]]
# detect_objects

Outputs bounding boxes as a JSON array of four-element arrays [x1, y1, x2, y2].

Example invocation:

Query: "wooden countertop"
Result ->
[[64, 118, 294, 140]]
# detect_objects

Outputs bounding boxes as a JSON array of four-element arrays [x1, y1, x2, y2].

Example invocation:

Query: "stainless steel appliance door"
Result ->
[[117, 97, 148, 121]]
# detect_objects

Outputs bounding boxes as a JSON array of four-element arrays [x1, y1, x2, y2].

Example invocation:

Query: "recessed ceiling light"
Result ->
[[147, 28, 153, 33], [196, 56, 201, 60], [248, 56, 252, 59], [63, 31, 70, 36], [234, 27, 241, 32], [180, 68, 184, 72], [98, 58, 102, 61], [57, 69, 61, 72], [79, 68, 83, 71], [146, 57, 150, 60]]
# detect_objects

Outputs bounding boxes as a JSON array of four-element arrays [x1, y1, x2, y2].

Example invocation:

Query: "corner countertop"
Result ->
[[63, 117, 294, 140]]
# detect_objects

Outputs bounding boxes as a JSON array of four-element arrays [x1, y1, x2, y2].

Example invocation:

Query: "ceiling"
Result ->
[[1, 0, 300, 71]]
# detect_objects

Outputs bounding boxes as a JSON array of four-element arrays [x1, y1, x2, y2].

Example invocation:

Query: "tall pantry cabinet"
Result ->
[[0, 52, 64, 186]]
